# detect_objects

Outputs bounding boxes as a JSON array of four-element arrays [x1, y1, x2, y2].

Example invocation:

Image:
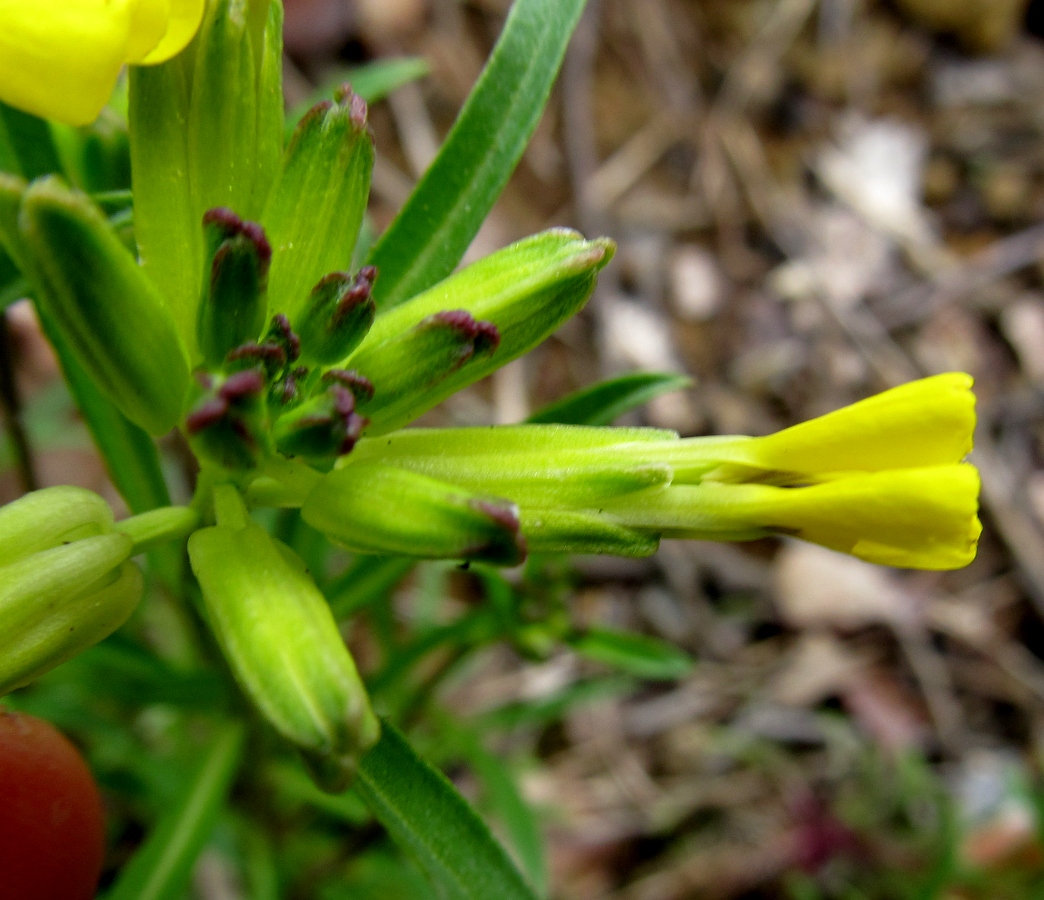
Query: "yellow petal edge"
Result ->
[[0, 0, 205, 126]]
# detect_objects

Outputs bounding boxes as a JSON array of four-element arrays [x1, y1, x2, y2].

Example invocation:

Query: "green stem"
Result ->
[[116, 506, 201, 554], [212, 484, 249, 530]]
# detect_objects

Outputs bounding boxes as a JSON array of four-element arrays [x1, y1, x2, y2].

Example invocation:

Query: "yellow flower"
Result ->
[[608, 373, 981, 569], [0, 0, 205, 126]]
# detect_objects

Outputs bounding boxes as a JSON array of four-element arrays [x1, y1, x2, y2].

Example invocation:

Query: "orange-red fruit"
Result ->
[[0, 710, 105, 900]]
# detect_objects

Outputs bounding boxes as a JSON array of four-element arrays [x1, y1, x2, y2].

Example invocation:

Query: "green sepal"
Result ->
[[253, 0, 285, 214], [519, 509, 659, 558], [346, 431, 674, 509], [294, 268, 376, 366], [197, 208, 271, 368], [188, 487, 379, 788], [17, 177, 190, 435], [0, 486, 114, 566], [189, 0, 258, 222], [348, 310, 499, 428], [0, 534, 141, 695], [343, 230, 614, 434], [262, 87, 373, 325], [129, 55, 202, 359], [302, 464, 527, 565]]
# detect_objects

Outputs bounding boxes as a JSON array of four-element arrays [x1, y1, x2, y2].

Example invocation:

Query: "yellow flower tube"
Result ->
[[0, 0, 205, 126]]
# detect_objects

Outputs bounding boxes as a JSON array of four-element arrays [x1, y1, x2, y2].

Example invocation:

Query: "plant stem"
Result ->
[[116, 506, 201, 554]]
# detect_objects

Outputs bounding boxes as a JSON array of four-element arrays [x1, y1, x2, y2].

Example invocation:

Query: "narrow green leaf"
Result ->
[[474, 676, 636, 732], [355, 722, 538, 900], [527, 372, 694, 426], [569, 626, 693, 680], [326, 555, 415, 620], [367, 0, 589, 310], [106, 722, 245, 900], [457, 734, 547, 896]]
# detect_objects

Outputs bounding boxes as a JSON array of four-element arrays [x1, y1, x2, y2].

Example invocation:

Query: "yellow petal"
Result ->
[[137, 0, 206, 64], [126, 0, 171, 62], [709, 373, 976, 483], [0, 0, 136, 126], [753, 465, 982, 569], [609, 464, 981, 570]]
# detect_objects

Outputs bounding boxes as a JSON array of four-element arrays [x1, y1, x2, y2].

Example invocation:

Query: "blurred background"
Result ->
[[8, 0, 1044, 896]]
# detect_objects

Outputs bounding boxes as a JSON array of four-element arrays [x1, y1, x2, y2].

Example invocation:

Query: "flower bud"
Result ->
[[0, 486, 114, 564], [341, 229, 613, 434], [17, 177, 190, 435], [188, 487, 379, 788], [294, 268, 376, 366], [262, 86, 373, 325], [302, 464, 527, 565], [197, 208, 271, 369], [0, 533, 141, 695]]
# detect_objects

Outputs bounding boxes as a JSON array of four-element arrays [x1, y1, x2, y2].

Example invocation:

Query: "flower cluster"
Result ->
[[0, 0, 981, 782]]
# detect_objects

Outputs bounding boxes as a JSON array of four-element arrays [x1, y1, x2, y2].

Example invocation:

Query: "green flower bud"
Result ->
[[294, 268, 376, 366], [188, 486, 378, 788], [0, 533, 141, 695], [302, 464, 526, 566], [17, 177, 191, 435], [262, 86, 373, 324], [197, 208, 271, 369], [340, 229, 614, 434], [0, 486, 114, 564]]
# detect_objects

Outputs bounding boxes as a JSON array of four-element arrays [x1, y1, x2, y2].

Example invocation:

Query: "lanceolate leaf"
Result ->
[[106, 723, 245, 900], [568, 626, 694, 681], [367, 0, 588, 310], [527, 372, 694, 426], [355, 722, 538, 900]]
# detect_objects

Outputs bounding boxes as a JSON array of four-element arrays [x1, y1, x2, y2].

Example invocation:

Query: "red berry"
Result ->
[[0, 710, 105, 900]]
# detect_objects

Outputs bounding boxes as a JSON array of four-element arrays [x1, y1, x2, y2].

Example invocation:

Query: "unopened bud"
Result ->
[[302, 463, 527, 566], [295, 267, 376, 365], [262, 86, 373, 324], [188, 486, 379, 788], [17, 177, 190, 435], [343, 229, 613, 433], [0, 486, 114, 564], [0, 533, 141, 695], [197, 208, 271, 369]]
